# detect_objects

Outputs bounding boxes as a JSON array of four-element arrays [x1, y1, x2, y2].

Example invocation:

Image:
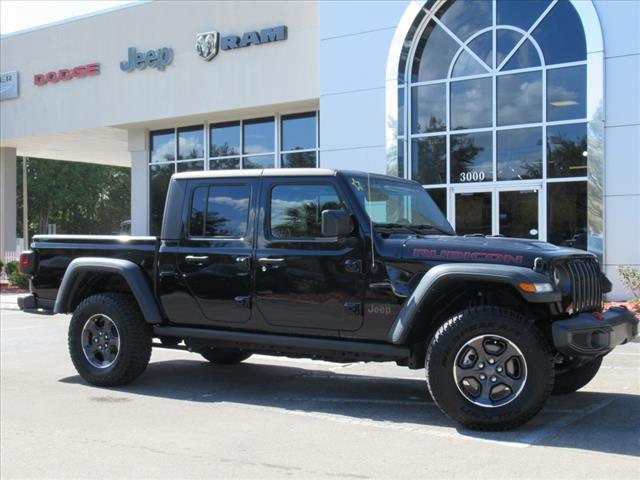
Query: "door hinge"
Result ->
[[234, 296, 251, 309], [344, 259, 362, 273], [343, 302, 363, 315]]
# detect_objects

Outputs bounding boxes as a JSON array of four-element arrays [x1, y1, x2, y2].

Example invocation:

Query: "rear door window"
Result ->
[[189, 185, 251, 238]]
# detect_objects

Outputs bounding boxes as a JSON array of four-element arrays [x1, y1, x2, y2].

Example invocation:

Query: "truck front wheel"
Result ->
[[68, 293, 152, 387], [426, 307, 554, 431]]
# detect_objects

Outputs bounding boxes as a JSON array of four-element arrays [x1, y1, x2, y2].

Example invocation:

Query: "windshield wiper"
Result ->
[[410, 224, 454, 236], [374, 223, 452, 236]]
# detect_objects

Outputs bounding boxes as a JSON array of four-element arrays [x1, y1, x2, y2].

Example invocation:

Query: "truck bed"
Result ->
[[29, 235, 157, 304]]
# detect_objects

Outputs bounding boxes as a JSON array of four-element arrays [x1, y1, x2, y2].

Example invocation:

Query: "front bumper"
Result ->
[[552, 307, 638, 357]]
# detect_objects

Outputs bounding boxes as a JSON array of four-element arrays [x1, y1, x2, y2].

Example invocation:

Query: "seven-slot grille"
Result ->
[[563, 257, 603, 314]]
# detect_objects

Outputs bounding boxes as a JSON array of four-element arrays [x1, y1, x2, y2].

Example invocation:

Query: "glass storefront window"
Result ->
[[547, 123, 587, 178], [547, 181, 587, 250], [210, 121, 240, 157], [400, 0, 594, 250], [451, 131, 493, 183], [547, 65, 586, 122], [497, 127, 542, 181], [426, 188, 447, 215], [281, 113, 316, 151], [177, 126, 204, 160], [243, 117, 274, 155], [150, 129, 175, 164], [497, 71, 542, 126], [210, 158, 240, 170], [411, 136, 446, 185], [412, 84, 446, 133], [281, 152, 316, 168], [450, 78, 492, 130], [243, 154, 275, 169]]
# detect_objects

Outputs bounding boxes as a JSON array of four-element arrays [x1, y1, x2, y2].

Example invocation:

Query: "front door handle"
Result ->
[[185, 255, 210, 264], [257, 258, 285, 264]]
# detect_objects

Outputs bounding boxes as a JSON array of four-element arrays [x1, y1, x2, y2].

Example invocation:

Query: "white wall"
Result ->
[[318, 1, 409, 173], [0, 1, 319, 142], [594, 0, 640, 299]]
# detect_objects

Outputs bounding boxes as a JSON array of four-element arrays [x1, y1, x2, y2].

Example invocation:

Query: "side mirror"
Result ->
[[321, 210, 353, 238]]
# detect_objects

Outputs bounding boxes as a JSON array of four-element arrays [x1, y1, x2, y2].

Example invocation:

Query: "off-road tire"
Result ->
[[200, 348, 252, 365], [68, 293, 152, 386], [552, 356, 603, 395], [426, 306, 555, 431]]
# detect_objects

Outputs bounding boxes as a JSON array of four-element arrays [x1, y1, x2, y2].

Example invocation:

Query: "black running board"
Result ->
[[153, 325, 409, 361]]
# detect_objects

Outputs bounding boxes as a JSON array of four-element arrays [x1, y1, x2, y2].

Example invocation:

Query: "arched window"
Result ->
[[389, 0, 603, 256]]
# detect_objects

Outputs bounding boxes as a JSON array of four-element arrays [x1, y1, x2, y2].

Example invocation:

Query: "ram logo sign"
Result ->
[[196, 31, 220, 61], [196, 25, 287, 61]]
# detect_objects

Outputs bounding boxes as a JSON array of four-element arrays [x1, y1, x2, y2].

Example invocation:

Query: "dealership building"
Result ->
[[1, 0, 638, 298]]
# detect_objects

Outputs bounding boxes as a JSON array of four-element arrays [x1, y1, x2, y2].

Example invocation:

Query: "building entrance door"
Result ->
[[450, 185, 542, 240]]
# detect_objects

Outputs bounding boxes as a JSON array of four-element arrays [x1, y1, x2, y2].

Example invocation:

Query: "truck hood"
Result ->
[[399, 235, 592, 267]]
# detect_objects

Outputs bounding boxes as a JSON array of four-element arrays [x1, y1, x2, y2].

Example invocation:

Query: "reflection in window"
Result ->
[[467, 32, 493, 69], [398, 88, 405, 136], [455, 191, 492, 236], [548, 181, 587, 250], [437, 0, 492, 44], [149, 163, 173, 235], [281, 152, 317, 168], [210, 122, 240, 157], [150, 130, 175, 164], [532, 0, 586, 65], [177, 160, 204, 172], [412, 21, 460, 82], [281, 113, 316, 151], [177, 126, 204, 160], [243, 118, 274, 155], [497, 127, 542, 180], [204, 185, 250, 237], [497, 71, 542, 126], [547, 65, 586, 121], [497, 0, 551, 32], [503, 38, 540, 71], [450, 78, 492, 130], [496, 29, 521, 67], [412, 84, 446, 133], [210, 158, 240, 170], [452, 49, 487, 78], [270, 184, 343, 239], [189, 187, 207, 237], [547, 123, 587, 178], [243, 154, 275, 169], [499, 190, 539, 239], [426, 188, 447, 215], [451, 132, 493, 183], [411, 136, 446, 185]]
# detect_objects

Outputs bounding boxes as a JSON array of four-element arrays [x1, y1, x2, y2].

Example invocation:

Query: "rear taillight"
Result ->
[[19, 251, 36, 275]]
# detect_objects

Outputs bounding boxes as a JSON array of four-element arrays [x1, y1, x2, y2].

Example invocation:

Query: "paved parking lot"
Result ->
[[1, 295, 639, 479]]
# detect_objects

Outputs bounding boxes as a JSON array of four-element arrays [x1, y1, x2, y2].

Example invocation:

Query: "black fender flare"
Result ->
[[387, 263, 561, 344], [54, 257, 163, 324]]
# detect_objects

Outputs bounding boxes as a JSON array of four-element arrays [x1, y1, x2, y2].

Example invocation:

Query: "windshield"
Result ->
[[347, 175, 455, 235]]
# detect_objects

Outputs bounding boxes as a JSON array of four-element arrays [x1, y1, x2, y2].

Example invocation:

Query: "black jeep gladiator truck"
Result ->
[[18, 169, 638, 430]]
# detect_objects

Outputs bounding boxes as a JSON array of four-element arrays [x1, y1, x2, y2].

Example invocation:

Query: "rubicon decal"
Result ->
[[33, 63, 100, 86], [412, 248, 524, 265]]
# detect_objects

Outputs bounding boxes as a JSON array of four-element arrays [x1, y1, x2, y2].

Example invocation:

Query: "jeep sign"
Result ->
[[120, 47, 174, 72]]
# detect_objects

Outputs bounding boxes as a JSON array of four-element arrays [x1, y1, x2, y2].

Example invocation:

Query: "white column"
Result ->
[[0, 147, 17, 260], [128, 130, 150, 236]]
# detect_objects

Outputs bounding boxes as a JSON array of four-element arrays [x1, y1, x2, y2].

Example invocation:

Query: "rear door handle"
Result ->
[[185, 255, 210, 264]]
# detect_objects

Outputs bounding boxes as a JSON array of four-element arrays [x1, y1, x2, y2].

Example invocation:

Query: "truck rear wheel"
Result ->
[[68, 293, 152, 386], [426, 307, 554, 431], [552, 356, 603, 395], [200, 348, 252, 365]]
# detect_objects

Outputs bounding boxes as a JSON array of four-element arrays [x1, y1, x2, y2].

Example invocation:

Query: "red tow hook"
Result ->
[[592, 311, 604, 321]]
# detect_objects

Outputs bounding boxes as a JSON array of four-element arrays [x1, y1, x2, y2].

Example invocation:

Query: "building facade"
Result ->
[[1, 0, 638, 298]]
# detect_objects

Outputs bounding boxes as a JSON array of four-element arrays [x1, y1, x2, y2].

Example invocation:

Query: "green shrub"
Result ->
[[9, 271, 29, 290], [0, 259, 4, 273], [4, 260, 18, 277], [617, 266, 640, 300]]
